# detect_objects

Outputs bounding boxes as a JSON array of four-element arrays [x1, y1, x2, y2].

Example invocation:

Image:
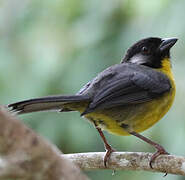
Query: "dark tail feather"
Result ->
[[8, 95, 90, 114]]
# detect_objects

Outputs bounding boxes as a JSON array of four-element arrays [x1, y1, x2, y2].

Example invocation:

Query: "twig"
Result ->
[[63, 152, 185, 176]]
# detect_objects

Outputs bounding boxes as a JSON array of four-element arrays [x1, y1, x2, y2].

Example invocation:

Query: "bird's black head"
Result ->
[[121, 37, 178, 68]]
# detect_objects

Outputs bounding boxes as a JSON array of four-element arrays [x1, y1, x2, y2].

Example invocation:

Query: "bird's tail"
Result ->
[[8, 95, 90, 114]]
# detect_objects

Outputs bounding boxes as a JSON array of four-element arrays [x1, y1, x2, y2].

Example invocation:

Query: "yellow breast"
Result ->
[[130, 58, 176, 133]]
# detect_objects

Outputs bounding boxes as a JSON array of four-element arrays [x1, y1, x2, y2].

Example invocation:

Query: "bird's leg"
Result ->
[[94, 125, 115, 167], [130, 131, 169, 168]]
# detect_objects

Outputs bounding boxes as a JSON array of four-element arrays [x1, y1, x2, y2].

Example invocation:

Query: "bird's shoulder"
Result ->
[[78, 63, 171, 96]]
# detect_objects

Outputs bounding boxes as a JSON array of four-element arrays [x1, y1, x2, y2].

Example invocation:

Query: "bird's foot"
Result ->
[[104, 144, 116, 167], [149, 144, 169, 168]]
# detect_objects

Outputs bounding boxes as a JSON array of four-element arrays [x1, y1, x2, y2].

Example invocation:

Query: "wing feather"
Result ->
[[82, 64, 171, 115]]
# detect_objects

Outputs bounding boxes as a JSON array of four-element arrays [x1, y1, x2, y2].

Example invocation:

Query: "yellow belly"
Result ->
[[85, 89, 175, 136]]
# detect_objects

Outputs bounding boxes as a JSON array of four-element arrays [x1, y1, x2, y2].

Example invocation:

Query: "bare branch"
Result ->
[[2, 105, 185, 177], [63, 152, 185, 176], [0, 107, 89, 180]]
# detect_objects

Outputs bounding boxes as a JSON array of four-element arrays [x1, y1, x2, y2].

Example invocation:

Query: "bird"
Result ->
[[8, 37, 178, 168]]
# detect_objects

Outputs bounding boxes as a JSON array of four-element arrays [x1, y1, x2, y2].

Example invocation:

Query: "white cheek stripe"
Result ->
[[129, 54, 146, 64]]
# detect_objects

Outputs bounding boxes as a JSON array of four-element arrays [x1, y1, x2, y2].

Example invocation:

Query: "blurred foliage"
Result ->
[[0, 0, 185, 179]]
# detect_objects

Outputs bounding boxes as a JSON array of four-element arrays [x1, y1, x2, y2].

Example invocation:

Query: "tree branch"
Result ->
[[63, 152, 185, 176], [0, 107, 89, 180], [1, 105, 185, 178]]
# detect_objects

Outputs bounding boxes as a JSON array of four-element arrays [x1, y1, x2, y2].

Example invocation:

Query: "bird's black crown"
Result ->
[[121, 37, 177, 68]]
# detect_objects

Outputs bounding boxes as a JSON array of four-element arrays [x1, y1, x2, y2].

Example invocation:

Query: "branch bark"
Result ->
[[63, 152, 185, 176], [1, 106, 185, 178], [0, 107, 89, 180]]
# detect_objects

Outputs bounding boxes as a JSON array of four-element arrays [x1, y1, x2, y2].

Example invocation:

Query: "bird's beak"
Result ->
[[159, 38, 178, 52]]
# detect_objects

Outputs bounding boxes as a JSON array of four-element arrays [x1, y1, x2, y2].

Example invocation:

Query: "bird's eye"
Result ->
[[142, 46, 150, 54]]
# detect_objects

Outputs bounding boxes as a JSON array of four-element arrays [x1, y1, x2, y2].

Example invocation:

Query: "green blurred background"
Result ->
[[1, 0, 185, 179]]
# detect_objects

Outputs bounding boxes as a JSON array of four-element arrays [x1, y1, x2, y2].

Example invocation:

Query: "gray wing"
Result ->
[[82, 64, 171, 115]]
